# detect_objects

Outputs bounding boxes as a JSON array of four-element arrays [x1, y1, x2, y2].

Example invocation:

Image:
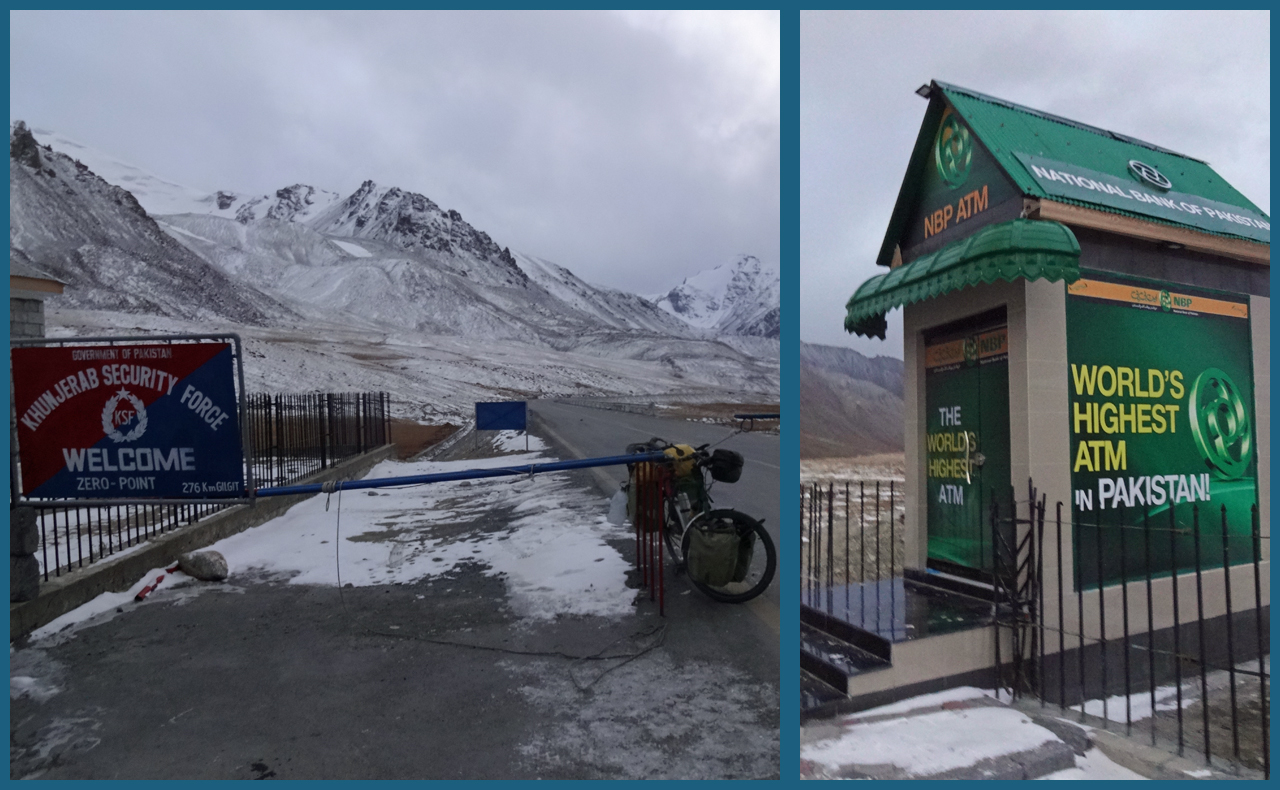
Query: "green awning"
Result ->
[[845, 218, 1082, 338]]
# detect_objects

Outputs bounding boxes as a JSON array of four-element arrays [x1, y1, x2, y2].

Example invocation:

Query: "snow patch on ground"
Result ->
[[843, 686, 993, 719], [493, 430, 546, 453], [803, 706, 1060, 777], [27, 565, 191, 645], [10, 665, 62, 703], [1070, 683, 1185, 723], [205, 451, 635, 619], [1039, 747, 1148, 780], [20, 446, 636, 653]]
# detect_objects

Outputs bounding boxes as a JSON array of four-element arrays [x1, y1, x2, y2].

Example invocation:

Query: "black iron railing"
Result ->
[[993, 484, 1270, 778], [801, 480, 904, 624]]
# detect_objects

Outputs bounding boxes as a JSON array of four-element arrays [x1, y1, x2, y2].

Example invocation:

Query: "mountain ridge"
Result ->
[[10, 122, 779, 417]]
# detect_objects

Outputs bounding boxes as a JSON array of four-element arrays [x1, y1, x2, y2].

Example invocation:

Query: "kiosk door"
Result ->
[[924, 320, 1011, 578]]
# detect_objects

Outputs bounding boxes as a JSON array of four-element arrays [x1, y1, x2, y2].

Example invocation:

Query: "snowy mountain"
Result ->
[[22, 126, 220, 216], [651, 255, 780, 338], [513, 252, 694, 336], [9, 122, 286, 325], [10, 123, 778, 417]]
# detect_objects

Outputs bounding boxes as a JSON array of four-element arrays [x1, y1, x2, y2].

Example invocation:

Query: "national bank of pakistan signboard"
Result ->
[[1066, 274, 1257, 589], [1016, 153, 1270, 245]]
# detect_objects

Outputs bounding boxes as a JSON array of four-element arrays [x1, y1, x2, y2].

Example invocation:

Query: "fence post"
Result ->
[[322, 393, 332, 469]]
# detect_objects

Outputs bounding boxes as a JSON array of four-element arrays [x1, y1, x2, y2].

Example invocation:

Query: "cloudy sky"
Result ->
[[10, 10, 779, 296], [802, 10, 1270, 357]]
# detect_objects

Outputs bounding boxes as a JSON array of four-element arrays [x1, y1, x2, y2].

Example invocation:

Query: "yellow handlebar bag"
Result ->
[[664, 444, 698, 478]]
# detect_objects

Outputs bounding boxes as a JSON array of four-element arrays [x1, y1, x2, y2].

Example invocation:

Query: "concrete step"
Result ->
[[801, 669, 847, 711]]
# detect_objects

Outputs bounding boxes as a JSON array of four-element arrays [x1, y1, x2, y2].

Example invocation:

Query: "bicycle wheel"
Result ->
[[681, 509, 776, 603], [662, 498, 683, 560]]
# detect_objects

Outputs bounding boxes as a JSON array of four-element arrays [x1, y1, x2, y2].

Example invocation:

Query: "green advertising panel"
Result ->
[[925, 326, 1012, 575], [1065, 275, 1258, 590]]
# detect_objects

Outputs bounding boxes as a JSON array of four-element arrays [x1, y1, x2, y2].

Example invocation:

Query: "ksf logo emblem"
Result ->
[[11, 340, 245, 500], [102, 388, 148, 442]]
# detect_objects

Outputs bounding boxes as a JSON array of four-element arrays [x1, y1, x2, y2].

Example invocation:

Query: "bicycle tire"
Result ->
[[681, 509, 776, 603], [662, 499, 682, 563]]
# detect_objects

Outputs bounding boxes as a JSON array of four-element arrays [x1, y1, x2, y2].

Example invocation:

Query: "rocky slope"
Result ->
[[9, 122, 286, 325], [800, 341, 904, 458]]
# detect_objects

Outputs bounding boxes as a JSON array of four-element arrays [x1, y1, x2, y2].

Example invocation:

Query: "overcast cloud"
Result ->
[[802, 10, 1270, 358], [10, 10, 779, 295]]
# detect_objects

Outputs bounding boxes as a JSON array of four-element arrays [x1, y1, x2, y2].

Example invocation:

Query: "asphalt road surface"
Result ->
[[528, 398, 781, 620], [10, 406, 780, 780]]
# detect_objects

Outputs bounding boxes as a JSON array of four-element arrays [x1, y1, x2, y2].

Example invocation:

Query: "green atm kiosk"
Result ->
[[830, 77, 1267, 719], [843, 80, 1268, 593]]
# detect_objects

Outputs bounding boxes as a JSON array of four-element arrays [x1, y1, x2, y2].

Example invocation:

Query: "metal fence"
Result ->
[[801, 480, 905, 619], [800, 476, 1269, 777], [27, 391, 391, 582], [994, 484, 1270, 777], [246, 392, 390, 489]]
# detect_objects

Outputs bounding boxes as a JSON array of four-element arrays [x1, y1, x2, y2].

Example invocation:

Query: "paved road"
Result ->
[[529, 398, 781, 619], [10, 415, 780, 780]]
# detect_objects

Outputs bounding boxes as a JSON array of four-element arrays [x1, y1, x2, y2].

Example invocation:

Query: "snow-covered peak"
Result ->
[[652, 255, 780, 338], [25, 126, 222, 216], [227, 184, 343, 224], [309, 180, 526, 285]]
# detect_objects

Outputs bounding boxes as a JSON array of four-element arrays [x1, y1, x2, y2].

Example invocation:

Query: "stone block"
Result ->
[[11, 507, 40, 556], [11, 554, 40, 602], [179, 550, 229, 581]]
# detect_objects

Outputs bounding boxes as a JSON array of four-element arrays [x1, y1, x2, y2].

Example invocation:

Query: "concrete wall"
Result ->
[[10, 297, 45, 339], [847, 625, 1011, 698]]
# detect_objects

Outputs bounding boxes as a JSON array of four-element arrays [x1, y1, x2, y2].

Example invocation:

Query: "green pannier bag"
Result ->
[[687, 519, 740, 587]]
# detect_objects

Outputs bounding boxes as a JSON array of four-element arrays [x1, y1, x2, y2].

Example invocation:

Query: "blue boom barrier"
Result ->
[[254, 451, 669, 498]]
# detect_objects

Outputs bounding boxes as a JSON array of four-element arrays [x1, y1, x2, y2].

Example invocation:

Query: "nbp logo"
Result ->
[[935, 111, 973, 189], [102, 388, 148, 443], [1188, 368, 1252, 479]]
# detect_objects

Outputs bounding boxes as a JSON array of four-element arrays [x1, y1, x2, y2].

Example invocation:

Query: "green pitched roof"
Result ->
[[937, 82, 1266, 215], [874, 81, 1269, 267]]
